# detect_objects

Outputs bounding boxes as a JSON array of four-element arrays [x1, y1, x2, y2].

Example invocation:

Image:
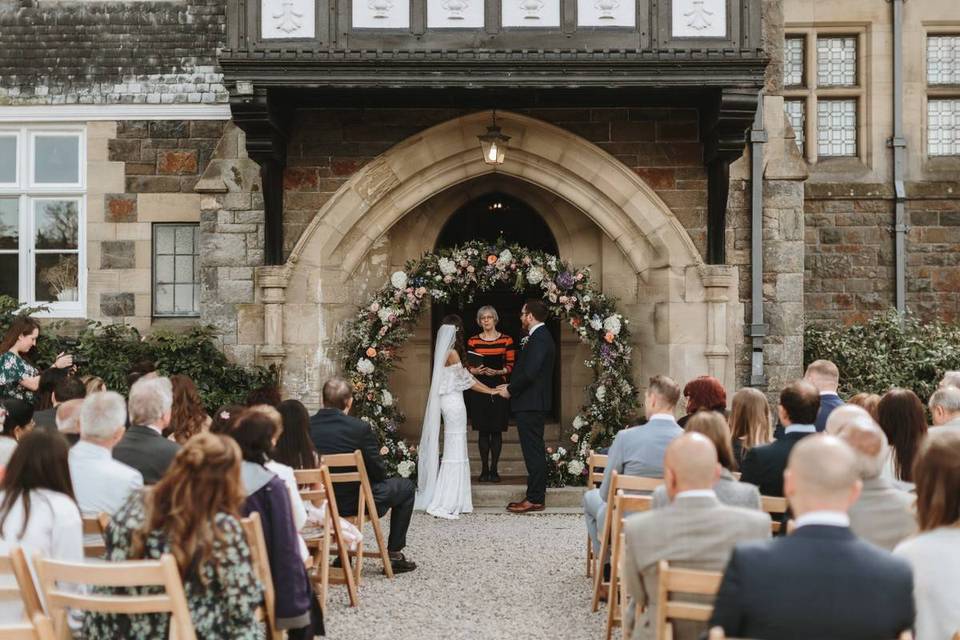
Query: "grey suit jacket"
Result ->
[[848, 476, 917, 551], [651, 469, 762, 511], [599, 417, 683, 498], [622, 494, 771, 640], [928, 415, 960, 437]]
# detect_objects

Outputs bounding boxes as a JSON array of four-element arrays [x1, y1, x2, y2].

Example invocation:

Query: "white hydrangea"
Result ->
[[391, 271, 408, 290], [397, 460, 415, 478], [381, 390, 393, 406], [498, 249, 513, 265], [589, 317, 603, 331], [572, 415, 587, 430], [438, 258, 457, 276], [567, 460, 585, 476], [357, 358, 375, 375], [595, 385, 607, 401], [603, 315, 622, 336], [526, 266, 544, 285]]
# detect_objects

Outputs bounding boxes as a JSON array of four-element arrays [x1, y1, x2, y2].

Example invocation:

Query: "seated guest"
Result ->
[[54, 398, 83, 445], [824, 403, 873, 435], [275, 399, 320, 470], [124, 360, 156, 389], [33, 366, 69, 412], [709, 435, 914, 640], [0, 430, 83, 624], [310, 377, 417, 574], [848, 392, 881, 422], [113, 376, 179, 484], [623, 433, 770, 640], [246, 384, 281, 408], [81, 375, 106, 395], [803, 359, 843, 432], [728, 387, 771, 469], [583, 375, 682, 558], [939, 370, 960, 389], [83, 434, 263, 639], [167, 374, 211, 444], [69, 391, 143, 519], [653, 412, 761, 510], [839, 416, 917, 551], [677, 375, 726, 428], [0, 399, 33, 470], [34, 375, 85, 432], [740, 380, 819, 497], [878, 388, 927, 484], [210, 404, 245, 434], [894, 430, 960, 640], [928, 385, 960, 436], [231, 412, 324, 638]]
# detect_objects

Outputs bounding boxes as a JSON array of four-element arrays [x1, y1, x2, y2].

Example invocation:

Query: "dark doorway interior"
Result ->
[[432, 191, 561, 420]]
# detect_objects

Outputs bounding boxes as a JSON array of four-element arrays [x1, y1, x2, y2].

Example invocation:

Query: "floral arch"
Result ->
[[340, 241, 638, 487]]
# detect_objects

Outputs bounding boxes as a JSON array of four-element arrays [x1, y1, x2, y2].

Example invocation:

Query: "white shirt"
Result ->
[[784, 423, 817, 435], [264, 460, 310, 561], [528, 322, 545, 336], [69, 440, 144, 518], [895, 527, 960, 640], [675, 489, 717, 500], [648, 413, 678, 424], [0, 438, 17, 468], [793, 510, 850, 529]]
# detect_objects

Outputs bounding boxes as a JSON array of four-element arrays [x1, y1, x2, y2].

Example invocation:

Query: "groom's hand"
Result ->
[[496, 384, 511, 398]]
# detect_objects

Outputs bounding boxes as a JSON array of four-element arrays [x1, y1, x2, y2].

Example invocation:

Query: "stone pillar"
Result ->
[[701, 264, 735, 386], [255, 264, 291, 375]]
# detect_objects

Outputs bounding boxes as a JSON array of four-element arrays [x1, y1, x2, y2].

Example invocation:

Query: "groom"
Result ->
[[497, 299, 556, 513]]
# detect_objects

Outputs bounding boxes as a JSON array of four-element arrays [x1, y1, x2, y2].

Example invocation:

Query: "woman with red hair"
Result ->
[[678, 375, 727, 428]]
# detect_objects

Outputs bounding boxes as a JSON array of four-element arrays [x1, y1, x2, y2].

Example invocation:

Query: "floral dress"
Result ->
[[0, 352, 37, 402], [83, 493, 264, 640]]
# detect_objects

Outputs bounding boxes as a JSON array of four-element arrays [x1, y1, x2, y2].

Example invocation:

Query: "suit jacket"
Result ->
[[599, 417, 683, 498], [309, 408, 387, 517], [848, 476, 917, 551], [111, 425, 180, 485], [622, 494, 771, 640], [739, 430, 811, 497], [33, 407, 57, 431], [710, 525, 915, 640], [814, 392, 843, 432], [651, 469, 762, 511], [507, 325, 555, 413], [928, 414, 960, 436]]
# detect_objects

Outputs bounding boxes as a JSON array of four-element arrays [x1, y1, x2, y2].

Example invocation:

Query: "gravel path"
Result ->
[[322, 512, 604, 640]]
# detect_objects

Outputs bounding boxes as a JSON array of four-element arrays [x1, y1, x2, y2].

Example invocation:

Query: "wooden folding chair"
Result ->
[[240, 512, 281, 640], [82, 515, 109, 559], [320, 450, 393, 583], [605, 492, 653, 640], [586, 451, 608, 578], [0, 547, 43, 621], [0, 614, 57, 640], [761, 496, 788, 534], [33, 553, 196, 640], [592, 471, 663, 612], [654, 560, 724, 640]]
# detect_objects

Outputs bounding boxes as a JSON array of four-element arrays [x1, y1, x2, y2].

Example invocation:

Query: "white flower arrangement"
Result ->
[[397, 460, 415, 478], [557, 447, 567, 457], [589, 317, 603, 331], [498, 249, 513, 265], [550, 452, 560, 462], [377, 306, 397, 324], [438, 257, 457, 276], [357, 358, 375, 375], [572, 415, 587, 430], [382, 390, 393, 406], [567, 460, 585, 476], [526, 266, 544, 285], [595, 385, 607, 401], [391, 271, 408, 290], [603, 315, 622, 336]]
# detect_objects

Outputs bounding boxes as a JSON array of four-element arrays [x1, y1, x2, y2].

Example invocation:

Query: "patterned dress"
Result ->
[[83, 493, 264, 640], [466, 333, 515, 432], [0, 352, 37, 402]]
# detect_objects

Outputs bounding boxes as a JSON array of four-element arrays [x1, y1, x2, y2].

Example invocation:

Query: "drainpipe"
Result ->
[[748, 94, 768, 387], [890, 0, 908, 315]]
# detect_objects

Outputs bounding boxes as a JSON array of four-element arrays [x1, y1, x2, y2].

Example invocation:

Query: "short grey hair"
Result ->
[[56, 399, 83, 434], [930, 385, 960, 413], [939, 371, 960, 390], [837, 418, 888, 479], [80, 391, 127, 441], [476, 305, 499, 325], [128, 376, 173, 426]]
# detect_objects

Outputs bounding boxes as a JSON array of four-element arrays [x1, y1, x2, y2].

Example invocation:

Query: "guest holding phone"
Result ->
[[466, 306, 515, 483]]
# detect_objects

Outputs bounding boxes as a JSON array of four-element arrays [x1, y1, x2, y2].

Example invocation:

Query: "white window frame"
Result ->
[[924, 29, 960, 158], [0, 125, 86, 318]]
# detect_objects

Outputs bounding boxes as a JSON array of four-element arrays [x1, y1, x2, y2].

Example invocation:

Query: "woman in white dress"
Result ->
[[416, 315, 500, 519]]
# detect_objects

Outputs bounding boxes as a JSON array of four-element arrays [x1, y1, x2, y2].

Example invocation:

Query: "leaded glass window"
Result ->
[[817, 99, 857, 157], [817, 36, 857, 87], [153, 224, 200, 316], [784, 37, 805, 87], [927, 35, 960, 85], [928, 99, 960, 156], [784, 100, 806, 153]]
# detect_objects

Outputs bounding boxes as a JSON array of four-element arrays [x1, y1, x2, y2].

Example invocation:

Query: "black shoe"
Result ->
[[490, 471, 501, 483], [331, 556, 342, 568], [389, 553, 417, 574], [479, 471, 490, 483]]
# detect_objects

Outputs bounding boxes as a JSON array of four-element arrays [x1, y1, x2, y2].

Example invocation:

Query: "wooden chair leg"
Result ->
[[352, 495, 366, 586], [318, 516, 331, 611], [592, 507, 613, 612], [605, 532, 622, 640], [365, 502, 394, 580], [587, 535, 594, 578]]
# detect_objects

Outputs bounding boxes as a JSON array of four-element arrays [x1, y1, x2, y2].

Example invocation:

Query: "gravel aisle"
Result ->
[[322, 512, 604, 640]]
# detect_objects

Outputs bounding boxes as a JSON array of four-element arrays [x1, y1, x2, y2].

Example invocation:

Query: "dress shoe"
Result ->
[[489, 471, 502, 483], [388, 552, 417, 574], [507, 499, 524, 509], [507, 500, 545, 513], [478, 471, 490, 483]]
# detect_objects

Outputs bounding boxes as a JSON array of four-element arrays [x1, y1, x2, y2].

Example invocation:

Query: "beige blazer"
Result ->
[[848, 476, 917, 551]]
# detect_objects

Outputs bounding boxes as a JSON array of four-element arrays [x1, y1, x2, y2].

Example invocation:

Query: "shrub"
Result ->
[[804, 311, 960, 402], [0, 295, 275, 411]]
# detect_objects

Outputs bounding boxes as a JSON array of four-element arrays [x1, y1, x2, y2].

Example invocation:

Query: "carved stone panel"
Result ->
[[428, 0, 484, 28], [577, 0, 635, 27], [262, 0, 316, 38], [671, 0, 726, 38], [352, 0, 410, 29], [501, 0, 560, 28]]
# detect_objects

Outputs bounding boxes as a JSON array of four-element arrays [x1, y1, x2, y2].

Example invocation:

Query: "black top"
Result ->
[[507, 326, 556, 413], [112, 425, 180, 485], [739, 431, 810, 497], [710, 525, 914, 640]]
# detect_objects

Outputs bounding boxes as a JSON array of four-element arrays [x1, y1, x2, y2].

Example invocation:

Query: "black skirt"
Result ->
[[469, 373, 510, 432]]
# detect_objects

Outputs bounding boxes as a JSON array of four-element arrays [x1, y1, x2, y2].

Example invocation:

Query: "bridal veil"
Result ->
[[414, 324, 456, 509]]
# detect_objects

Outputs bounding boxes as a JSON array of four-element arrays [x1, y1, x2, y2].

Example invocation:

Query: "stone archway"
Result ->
[[252, 110, 741, 414]]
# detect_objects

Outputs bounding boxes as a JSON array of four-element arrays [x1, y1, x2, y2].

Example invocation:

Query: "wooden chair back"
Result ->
[[240, 512, 281, 640], [319, 450, 394, 582], [0, 614, 57, 640], [585, 451, 608, 578], [313, 465, 359, 609], [605, 491, 654, 640], [33, 553, 196, 640], [292, 468, 325, 506], [761, 496, 788, 534], [655, 560, 724, 640], [82, 515, 108, 559], [0, 547, 43, 620]]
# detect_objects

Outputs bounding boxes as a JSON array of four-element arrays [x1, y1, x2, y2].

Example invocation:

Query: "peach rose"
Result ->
[[486, 255, 497, 265], [366, 347, 377, 358], [380, 446, 389, 455], [604, 332, 615, 343]]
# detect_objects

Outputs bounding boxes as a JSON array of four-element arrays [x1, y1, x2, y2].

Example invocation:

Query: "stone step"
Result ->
[[470, 483, 585, 508], [465, 422, 562, 442]]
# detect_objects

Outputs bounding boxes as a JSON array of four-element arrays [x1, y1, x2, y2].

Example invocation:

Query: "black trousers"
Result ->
[[515, 410, 547, 504], [371, 477, 416, 552]]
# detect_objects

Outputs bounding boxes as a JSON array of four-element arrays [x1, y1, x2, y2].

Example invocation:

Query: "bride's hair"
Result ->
[[441, 314, 467, 363]]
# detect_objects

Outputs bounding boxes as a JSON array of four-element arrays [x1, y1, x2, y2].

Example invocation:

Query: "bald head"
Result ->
[[664, 432, 721, 497], [785, 434, 862, 515], [824, 404, 874, 435], [838, 420, 888, 479]]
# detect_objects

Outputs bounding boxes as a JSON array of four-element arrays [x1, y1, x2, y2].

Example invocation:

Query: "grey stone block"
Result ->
[[100, 240, 135, 270], [101, 293, 135, 317]]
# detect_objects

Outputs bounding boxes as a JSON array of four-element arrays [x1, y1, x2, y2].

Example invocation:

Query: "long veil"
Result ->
[[414, 324, 456, 510]]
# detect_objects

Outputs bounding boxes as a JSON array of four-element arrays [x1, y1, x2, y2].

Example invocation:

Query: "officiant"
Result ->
[[466, 305, 516, 484]]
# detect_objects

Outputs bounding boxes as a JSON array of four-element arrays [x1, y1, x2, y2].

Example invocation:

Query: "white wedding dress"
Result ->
[[415, 325, 475, 519]]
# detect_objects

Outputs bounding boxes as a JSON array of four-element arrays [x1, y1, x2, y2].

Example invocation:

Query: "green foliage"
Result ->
[[804, 311, 960, 402], [0, 295, 275, 411]]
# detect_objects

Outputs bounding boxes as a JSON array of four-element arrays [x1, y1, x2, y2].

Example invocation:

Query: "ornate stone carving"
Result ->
[[261, 0, 315, 38], [672, 0, 726, 38], [353, 0, 409, 28], [501, 0, 559, 27], [428, 0, 484, 28], [577, 0, 634, 27], [354, 157, 401, 204]]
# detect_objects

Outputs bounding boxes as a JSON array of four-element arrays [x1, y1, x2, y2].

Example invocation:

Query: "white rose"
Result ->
[[397, 460, 415, 478], [391, 271, 408, 290], [589, 317, 603, 331], [567, 460, 585, 476], [603, 315, 622, 336], [382, 390, 393, 406], [498, 249, 513, 265], [572, 415, 586, 430], [570, 433, 580, 443], [557, 447, 567, 457], [438, 258, 457, 276], [526, 267, 544, 285], [596, 385, 606, 401], [551, 452, 560, 462], [547, 257, 557, 270], [357, 358, 375, 375]]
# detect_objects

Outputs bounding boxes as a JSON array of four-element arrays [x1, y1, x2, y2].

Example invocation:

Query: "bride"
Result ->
[[415, 315, 500, 519]]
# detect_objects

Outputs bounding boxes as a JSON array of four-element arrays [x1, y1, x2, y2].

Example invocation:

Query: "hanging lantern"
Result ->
[[478, 111, 510, 166]]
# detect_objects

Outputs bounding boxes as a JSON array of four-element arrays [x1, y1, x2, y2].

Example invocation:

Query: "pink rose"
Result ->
[[576, 273, 584, 281], [380, 446, 389, 455], [370, 302, 380, 312], [443, 275, 454, 283]]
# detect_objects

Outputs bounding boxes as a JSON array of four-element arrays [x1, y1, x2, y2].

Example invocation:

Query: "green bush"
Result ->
[[804, 311, 960, 402], [0, 295, 275, 411]]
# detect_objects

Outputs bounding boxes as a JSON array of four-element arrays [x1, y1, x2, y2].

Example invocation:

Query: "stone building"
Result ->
[[0, 0, 957, 447]]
